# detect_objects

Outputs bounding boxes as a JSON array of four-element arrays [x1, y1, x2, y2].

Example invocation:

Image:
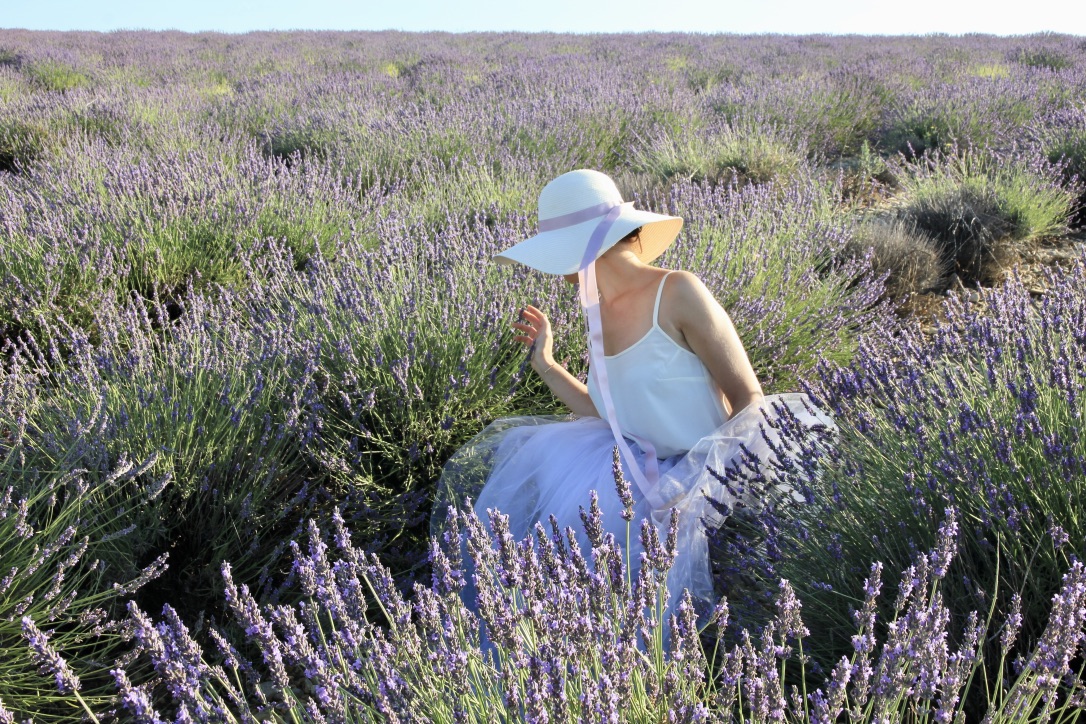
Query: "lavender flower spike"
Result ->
[[111, 668, 167, 724], [0, 696, 14, 724], [613, 445, 634, 522], [21, 615, 81, 694]]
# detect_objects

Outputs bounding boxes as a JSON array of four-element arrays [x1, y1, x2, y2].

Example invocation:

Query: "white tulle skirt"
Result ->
[[431, 393, 835, 631]]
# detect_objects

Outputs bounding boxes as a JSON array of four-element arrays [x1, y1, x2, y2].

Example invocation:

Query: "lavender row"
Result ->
[[22, 498, 1084, 722]]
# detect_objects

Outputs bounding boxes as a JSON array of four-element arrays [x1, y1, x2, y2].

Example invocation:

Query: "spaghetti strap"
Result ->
[[653, 271, 674, 327]]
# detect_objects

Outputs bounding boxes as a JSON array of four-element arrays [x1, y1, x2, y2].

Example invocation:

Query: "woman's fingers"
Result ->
[[513, 308, 549, 333], [520, 314, 550, 334], [512, 306, 549, 354], [511, 318, 537, 345], [520, 305, 549, 322]]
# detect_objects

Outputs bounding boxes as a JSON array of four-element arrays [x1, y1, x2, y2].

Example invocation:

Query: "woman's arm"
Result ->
[[666, 271, 765, 416], [512, 305, 600, 418]]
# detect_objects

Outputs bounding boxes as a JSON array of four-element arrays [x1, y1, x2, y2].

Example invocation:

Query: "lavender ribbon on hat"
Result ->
[[537, 201, 629, 233], [540, 200, 666, 511]]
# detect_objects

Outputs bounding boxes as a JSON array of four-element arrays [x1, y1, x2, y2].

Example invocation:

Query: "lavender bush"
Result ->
[[706, 70, 891, 160], [0, 117, 51, 173], [0, 133, 385, 338], [0, 455, 166, 721], [1035, 103, 1086, 225], [878, 76, 1046, 158], [758, 257, 1086, 711], [632, 119, 808, 188]]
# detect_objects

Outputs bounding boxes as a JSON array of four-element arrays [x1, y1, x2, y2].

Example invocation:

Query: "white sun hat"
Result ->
[[495, 169, 683, 274]]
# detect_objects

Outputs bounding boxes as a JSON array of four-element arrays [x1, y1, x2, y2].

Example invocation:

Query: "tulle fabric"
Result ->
[[431, 393, 836, 630]]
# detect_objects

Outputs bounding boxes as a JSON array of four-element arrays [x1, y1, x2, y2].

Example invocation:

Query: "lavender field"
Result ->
[[1, 29, 1085, 721]]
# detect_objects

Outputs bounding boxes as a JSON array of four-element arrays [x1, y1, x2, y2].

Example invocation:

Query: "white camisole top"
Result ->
[[587, 271, 730, 459]]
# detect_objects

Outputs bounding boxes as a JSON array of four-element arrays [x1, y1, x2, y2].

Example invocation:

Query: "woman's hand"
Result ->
[[511, 305, 555, 374], [510, 304, 599, 417]]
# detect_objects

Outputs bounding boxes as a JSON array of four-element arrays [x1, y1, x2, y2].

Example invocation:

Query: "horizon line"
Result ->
[[0, 27, 1081, 39]]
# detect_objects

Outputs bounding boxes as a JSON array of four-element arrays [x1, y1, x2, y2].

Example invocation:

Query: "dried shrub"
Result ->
[[844, 216, 948, 299], [890, 148, 1075, 285], [900, 182, 1015, 285]]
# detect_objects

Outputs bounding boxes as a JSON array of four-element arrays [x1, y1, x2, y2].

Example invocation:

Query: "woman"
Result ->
[[432, 169, 833, 625]]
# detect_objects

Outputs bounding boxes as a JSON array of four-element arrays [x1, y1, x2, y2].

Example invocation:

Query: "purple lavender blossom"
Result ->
[[21, 616, 80, 694], [111, 668, 166, 724]]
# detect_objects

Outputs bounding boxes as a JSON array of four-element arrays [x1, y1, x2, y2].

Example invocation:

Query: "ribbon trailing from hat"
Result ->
[[540, 201, 666, 511]]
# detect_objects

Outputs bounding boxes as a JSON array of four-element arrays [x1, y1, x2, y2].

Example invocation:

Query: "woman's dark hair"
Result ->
[[619, 226, 644, 254]]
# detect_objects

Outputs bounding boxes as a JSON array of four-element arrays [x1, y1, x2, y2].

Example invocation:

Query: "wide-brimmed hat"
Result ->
[[495, 169, 683, 275]]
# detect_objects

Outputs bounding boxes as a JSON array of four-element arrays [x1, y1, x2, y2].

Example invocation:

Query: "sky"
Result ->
[[1, 0, 1084, 36]]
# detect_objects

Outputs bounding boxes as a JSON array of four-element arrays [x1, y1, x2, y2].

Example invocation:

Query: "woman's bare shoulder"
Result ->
[[655, 270, 724, 334], [663, 270, 716, 308]]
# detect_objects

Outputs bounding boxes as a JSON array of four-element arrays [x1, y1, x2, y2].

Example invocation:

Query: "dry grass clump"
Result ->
[[888, 147, 1076, 286], [844, 216, 948, 299], [898, 182, 1017, 285]]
